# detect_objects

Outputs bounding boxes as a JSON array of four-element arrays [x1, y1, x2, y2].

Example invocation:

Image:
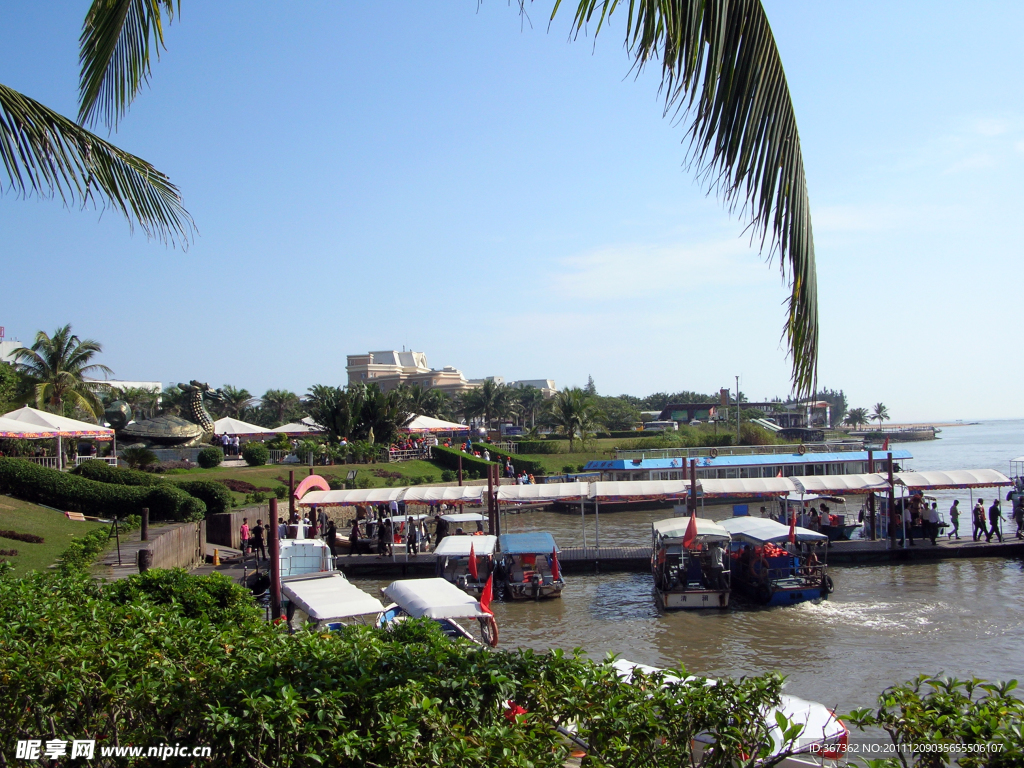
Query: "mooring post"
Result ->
[[458, 455, 463, 486], [887, 453, 896, 549], [269, 498, 282, 622], [141, 507, 149, 541], [288, 470, 295, 519]]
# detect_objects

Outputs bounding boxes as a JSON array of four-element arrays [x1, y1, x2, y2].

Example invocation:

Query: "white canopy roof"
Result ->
[[699, 477, 797, 498], [214, 417, 273, 435], [652, 517, 731, 542], [719, 516, 828, 544], [299, 488, 405, 507], [590, 480, 691, 502], [793, 473, 890, 494], [281, 573, 384, 620], [497, 482, 591, 503], [384, 514, 428, 524], [403, 414, 469, 432], [381, 578, 489, 619], [402, 485, 484, 505], [440, 512, 485, 523], [433, 535, 498, 557], [0, 416, 58, 439], [894, 469, 1012, 490], [2, 406, 113, 438], [272, 421, 320, 434]]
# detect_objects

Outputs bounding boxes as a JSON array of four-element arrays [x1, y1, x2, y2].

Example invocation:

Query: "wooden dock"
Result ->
[[827, 536, 1024, 564]]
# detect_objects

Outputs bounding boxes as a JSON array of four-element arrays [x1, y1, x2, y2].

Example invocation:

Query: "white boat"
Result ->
[[496, 532, 565, 600], [281, 572, 384, 630], [433, 534, 498, 596], [378, 577, 499, 646], [279, 538, 335, 580], [651, 517, 731, 610], [613, 659, 849, 766]]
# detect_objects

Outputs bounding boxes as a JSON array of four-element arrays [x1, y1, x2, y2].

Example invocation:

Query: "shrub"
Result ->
[[57, 514, 141, 573], [430, 445, 496, 477], [172, 479, 233, 516], [71, 459, 160, 486], [274, 485, 288, 499], [104, 569, 261, 625], [0, 458, 204, 522], [513, 440, 565, 454], [441, 469, 456, 482], [242, 441, 270, 466], [119, 445, 158, 470], [474, 444, 547, 476], [197, 446, 224, 468], [561, 465, 575, 475]]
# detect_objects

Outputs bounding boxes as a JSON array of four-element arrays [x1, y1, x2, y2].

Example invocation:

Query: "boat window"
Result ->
[[725, 468, 738, 479]]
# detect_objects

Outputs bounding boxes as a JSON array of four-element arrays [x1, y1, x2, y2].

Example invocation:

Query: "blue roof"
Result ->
[[585, 450, 912, 471], [498, 532, 559, 554]]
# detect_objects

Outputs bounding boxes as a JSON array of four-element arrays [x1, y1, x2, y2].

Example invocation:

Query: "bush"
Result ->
[[71, 459, 160, 486], [430, 445, 496, 477], [105, 569, 261, 625], [0, 530, 43, 544], [513, 440, 565, 454], [561, 465, 576, 475], [242, 441, 270, 466], [172, 479, 233, 516], [274, 485, 288, 499], [441, 469, 456, 482], [607, 430, 641, 439], [58, 514, 141, 573], [197, 446, 224, 468], [119, 445, 158, 470], [474, 444, 547, 477], [0, 458, 204, 522]]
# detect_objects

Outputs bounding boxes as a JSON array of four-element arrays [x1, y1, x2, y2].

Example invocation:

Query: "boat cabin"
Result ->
[[651, 517, 732, 609], [496, 532, 565, 600], [433, 534, 498, 596]]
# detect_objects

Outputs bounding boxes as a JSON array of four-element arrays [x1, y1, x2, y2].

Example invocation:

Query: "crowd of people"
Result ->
[[211, 433, 243, 456]]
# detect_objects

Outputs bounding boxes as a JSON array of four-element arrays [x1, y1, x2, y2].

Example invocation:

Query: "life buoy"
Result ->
[[479, 614, 499, 647], [798, 444, 807, 455], [823, 574, 834, 594], [709, 447, 719, 459], [755, 583, 773, 605]]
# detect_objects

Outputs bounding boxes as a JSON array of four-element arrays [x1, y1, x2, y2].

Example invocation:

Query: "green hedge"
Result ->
[[197, 446, 224, 468], [474, 444, 547, 476], [430, 445, 496, 479], [608, 430, 642, 439], [511, 440, 565, 455], [0, 459, 205, 522], [242, 441, 269, 466], [71, 460, 231, 515]]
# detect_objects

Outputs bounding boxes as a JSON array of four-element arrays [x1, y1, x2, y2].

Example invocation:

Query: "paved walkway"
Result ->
[[91, 521, 211, 581]]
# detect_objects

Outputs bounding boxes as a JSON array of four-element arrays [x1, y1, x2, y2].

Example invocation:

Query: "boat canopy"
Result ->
[[433, 535, 498, 557], [794, 474, 890, 494], [282, 573, 384, 620], [498, 482, 591, 503], [383, 514, 428, 525], [784, 493, 845, 504], [382, 578, 489, 619], [589, 480, 691, 503], [699, 477, 796, 498], [719, 516, 828, 545], [439, 512, 485, 523], [894, 469, 1011, 490], [498, 532, 559, 555], [652, 517, 731, 543], [402, 485, 485, 505]]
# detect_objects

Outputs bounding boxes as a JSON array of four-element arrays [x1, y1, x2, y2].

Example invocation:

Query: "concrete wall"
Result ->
[[142, 520, 206, 571], [207, 505, 272, 550]]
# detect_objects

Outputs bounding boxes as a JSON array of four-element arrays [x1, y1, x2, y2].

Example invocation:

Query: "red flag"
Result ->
[[882, 437, 890, 451], [551, 547, 561, 581], [776, 470, 783, 478], [682, 511, 699, 550], [468, 542, 479, 581], [789, 510, 797, 545], [480, 574, 494, 614]]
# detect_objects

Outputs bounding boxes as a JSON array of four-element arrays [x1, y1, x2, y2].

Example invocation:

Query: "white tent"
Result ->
[[272, 421, 320, 435], [2, 406, 113, 437], [403, 414, 469, 432], [214, 417, 274, 436], [698, 477, 797, 498], [792, 474, 890, 495], [894, 469, 1011, 490], [0, 416, 58, 439], [298, 488, 406, 507], [401, 485, 485, 505], [590, 480, 692, 502], [497, 482, 591, 503]]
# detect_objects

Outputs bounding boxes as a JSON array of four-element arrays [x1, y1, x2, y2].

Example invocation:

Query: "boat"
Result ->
[[782, 494, 861, 541], [651, 517, 731, 610], [495, 532, 565, 600], [718, 517, 831, 606], [377, 577, 499, 646], [279, 538, 335, 578], [439, 511, 487, 535], [612, 659, 849, 766], [281, 572, 384, 630], [433, 534, 498, 596]]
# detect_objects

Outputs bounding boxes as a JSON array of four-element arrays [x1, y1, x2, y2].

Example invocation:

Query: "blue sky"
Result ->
[[2, 2, 1022, 421]]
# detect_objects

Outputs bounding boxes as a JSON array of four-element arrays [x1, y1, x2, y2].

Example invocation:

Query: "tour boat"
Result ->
[[719, 517, 832, 606], [782, 494, 860, 541], [279, 538, 335, 578], [433, 534, 498, 596], [281, 572, 384, 630], [495, 532, 565, 600], [377, 577, 499, 646], [651, 517, 732, 610], [612, 659, 849, 766]]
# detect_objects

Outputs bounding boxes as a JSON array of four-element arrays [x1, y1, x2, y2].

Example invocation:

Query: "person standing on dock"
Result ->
[[251, 519, 267, 562], [239, 518, 251, 555], [1013, 498, 1024, 540], [325, 519, 338, 558], [948, 500, 961, 540], [987, 500, 1004, 543], [923, 503, 939, 545], [973, 500, 987, 541]]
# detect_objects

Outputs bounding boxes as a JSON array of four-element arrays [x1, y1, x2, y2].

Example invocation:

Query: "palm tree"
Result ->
[[260, 389, 301, 426], [544, 388, 603, 452], [104, 385, 161, 421], [462, 380, 515, 430], [843, 407, 869, 430], [12, 325, 112, 420], [871, 403, 890, 430], [75, 0, 820, 394], [217, 385, 255, 419], [517, 386, 547, 429]]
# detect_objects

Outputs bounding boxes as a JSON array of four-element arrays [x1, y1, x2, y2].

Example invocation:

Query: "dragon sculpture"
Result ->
[[107, 381, 225, 447]]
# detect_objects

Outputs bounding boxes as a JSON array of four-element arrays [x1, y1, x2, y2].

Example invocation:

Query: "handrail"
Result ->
[[614, 442, 864, 461]]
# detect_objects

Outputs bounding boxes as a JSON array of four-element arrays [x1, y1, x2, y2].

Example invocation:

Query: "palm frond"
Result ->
[[78, 0, 179, 129], [0, 83, 193, 246], [555, 0, 818, 394]]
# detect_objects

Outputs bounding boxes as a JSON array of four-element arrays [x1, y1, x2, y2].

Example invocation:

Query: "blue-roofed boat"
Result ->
[[718, 517, 832, 607], [496, 532, 565, 600]]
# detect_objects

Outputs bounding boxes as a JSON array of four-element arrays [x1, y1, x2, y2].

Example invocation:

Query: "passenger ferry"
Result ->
[[651, 517, 731, 609], [434, 534, 497, 596], [495, 532, 565, 600], [719, 517, 831, 606], [377, 577, 499, 646]]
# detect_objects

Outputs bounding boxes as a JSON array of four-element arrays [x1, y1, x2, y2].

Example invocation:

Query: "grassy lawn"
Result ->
[[0, 496, 105, 576]]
